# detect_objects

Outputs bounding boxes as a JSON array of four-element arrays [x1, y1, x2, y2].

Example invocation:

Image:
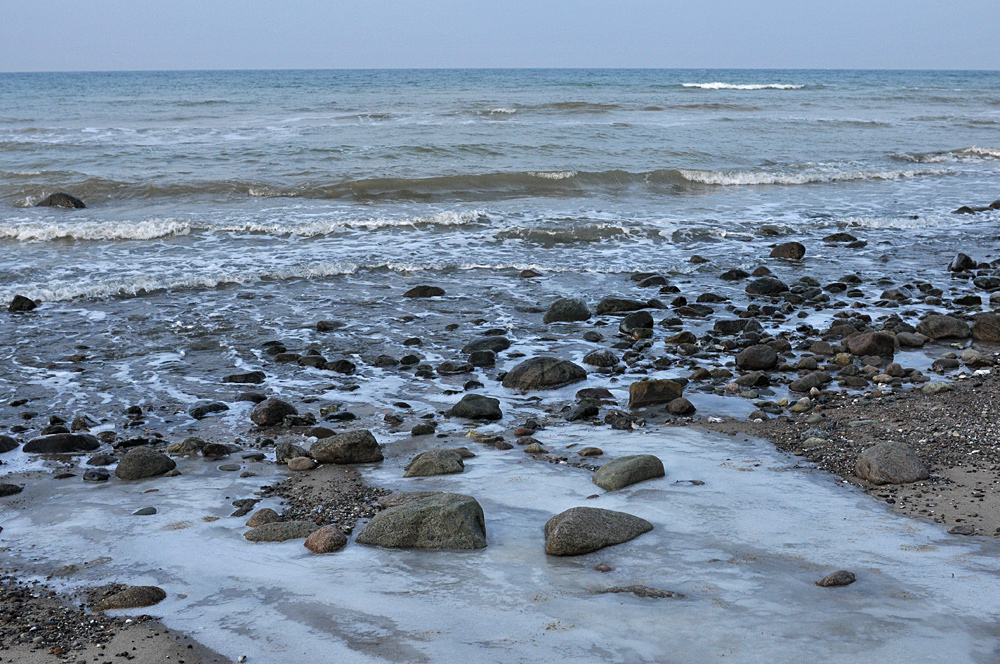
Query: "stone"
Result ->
[[115, 447, 177, 480], [244, 521, 320, 542], [132, 507, 156, 516], [855, 442, 929, 485], [595, 585, 684, 599], [583, 349, 619, 368], [188, 401, 229, 420], [246, 508, 281, 528], [916, 314, 970, 340], [404, 449, 465, 477], [720, 269, 750, 281], [714, 318, 763, 336], [23, 433, 100, 454], [94, 586, 166, 611], [235, 391, 267, 403], [35, 192, 86, 209], [461, 336, 511, 354], [816, 571, 856, 587], [310, 430, 383, 464], [578, 447, 603, 457], [770, 241, 806, 260], [746, 277, 789, 296], [619, 311, 654, 335], [667, 397, 696, 416], [543, 507, 653, 556], [895, 332, 925, 348], [200, 442, 231, 458], [304, 525, 348, 553], [972, 313, 1000, 342], [316, 320, 344, 332], [446, 394, 503, 420], [501, 357, 587, 391], [355, 492, 487, 550], [287, 456, 317, 471], [846, 332, 895, 357], [468, 349, 496, 367], [223, 371, 266, 384], [404, 285, 445, 298], [9, 295, 38, 312], [948, 253, 976, 272], [83, 469, 110, 482], [0, 484, 24, 497], [592, 455, 665, 491], [274, 442, 309, 464], [595, 297, 648, 315], [411, 422, 436, 436], [543, 297, 591, 323], [86, 453, 117, 466], [628, 379, 684, 408], [948, 524, 976, 536], [325, 359, 357, 374], [735, 345, 778, 370], [250, 397, 297, 427], [0, 435, 19, 453]]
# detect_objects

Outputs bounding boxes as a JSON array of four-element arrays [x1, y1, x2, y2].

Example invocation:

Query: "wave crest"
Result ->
[[681, 82, 805, 90]]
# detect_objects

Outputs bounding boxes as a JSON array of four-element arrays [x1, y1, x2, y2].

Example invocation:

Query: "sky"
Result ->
[[2, 0, 999, 72]]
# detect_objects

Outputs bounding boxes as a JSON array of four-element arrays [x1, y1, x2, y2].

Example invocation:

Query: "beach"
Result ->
[[2, 69, 1000, 662]]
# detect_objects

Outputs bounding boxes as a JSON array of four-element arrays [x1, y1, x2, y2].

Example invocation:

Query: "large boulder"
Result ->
[[948, 253, 976, 272], [595, 297, 648, 315], [244, 520, 320, 542], [355, 492, 487, 550], [619, 311, 654, 335], [35, 192, 86, 209], [250, 397, 297, 427], [916, 315, 970, 340], [404, 449, 465, 477], [9, 295, 38, 312], [735, 344, 778, 370], [544, 298, 591, 323], [501, 357, 587, 391], [972, 313, 1000, 342], [592, 455, 665, 491], [628, 379, 683, 408], [23, 433, 100, 455], [846, 332, 895, 357], [544, 507, 653, 556], [769, 242, 805, 260], [446, 394, 502, 420], [310, 430, 383, 464], [855, 442, 929, 485], [115, 447, 176, 480]]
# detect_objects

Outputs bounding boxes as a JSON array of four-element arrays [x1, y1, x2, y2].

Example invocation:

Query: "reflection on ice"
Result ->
[[1, 423, 999, 663]]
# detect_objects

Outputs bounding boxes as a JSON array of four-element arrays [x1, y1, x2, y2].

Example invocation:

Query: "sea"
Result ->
[[1, 69, 1000, 663]]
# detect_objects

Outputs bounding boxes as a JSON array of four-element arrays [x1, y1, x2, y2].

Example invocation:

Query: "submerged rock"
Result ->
[[594, 585, 684, 599], [35, 192, 86, 209], [244, 520, 319, 542], [544, 507, 653, 556], [769, 241, 805, 260], [23, 433, 100, 454], [8, 295, 38, 312], [816, 570, 856, 587], [115, 447, 176, 480], [403, 285, 445, 298], [543, 297, 591, 323], [355, 492, 487, 550], [592, 455, 665, 491]]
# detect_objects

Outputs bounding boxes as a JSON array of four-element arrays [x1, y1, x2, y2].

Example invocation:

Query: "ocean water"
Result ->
[[2, 69, 1000, 663]]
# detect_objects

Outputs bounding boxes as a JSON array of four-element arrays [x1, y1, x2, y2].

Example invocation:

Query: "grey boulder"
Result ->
[[310, 430, 383, 464], [404, 449, 465, 477], [501, 357, 587, 391], [115, 447, 177, 480], [544, 297, 591, 323], [544, 507, 653, 556], [244, 520, 320, 542], [250, 397, 297, 427], [855, 442, 929, 485], [355, 492, 487, 550], [592, 454, 665, 491], [916, 314, 970, 340]]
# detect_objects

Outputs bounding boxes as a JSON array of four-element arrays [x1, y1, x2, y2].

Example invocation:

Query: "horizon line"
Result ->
[[3, 66, 1000, 75]]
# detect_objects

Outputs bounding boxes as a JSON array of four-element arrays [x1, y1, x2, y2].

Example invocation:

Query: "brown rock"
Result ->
[[304, 525, 348, 553]]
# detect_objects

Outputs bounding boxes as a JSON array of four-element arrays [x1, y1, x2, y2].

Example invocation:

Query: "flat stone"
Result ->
[[544, 507, 653, 556], [94, 586, 166, 611], [355, 492, 487, 550], [816, 570, 856, 587], [244, 520, 320, 542], [592, 455, 665, 491]]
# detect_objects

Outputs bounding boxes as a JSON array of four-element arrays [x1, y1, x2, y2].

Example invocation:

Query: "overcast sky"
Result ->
[[3, 0, 999, 72]]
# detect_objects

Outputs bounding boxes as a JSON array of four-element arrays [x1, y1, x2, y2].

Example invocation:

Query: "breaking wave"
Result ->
[[681, 82, 805, 90]]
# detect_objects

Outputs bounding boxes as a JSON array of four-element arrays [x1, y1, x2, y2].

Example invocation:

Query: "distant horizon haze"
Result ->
[[2, 0, 999, 73]]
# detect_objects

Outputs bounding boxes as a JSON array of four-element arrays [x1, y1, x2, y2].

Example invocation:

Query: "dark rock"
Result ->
[[188, 401, 229, 420], [816, 570, 856, 587], [0, 435, 18, 453], [846, 332, 895, 357], [628, 379, 683, 408], [855, 442, 929, 485], [356, 492, 487, 550], [250, 397, 297, 427], [35, 192, 86, 209], [714, 318, 763, 336], [544, 297, 591, 323], [619, 311, 654, 335], [544, 507, 653, 556], [244, 521, 320, 542], [324, 359, 356, 374], [201, 442, 231, 458], [436, 360, 473, 375], [501, 357, 587, 391], [577, 387, 615, 402], [411, 422, 436, 436], [93, 586, 166, 611], [246, 508, 281, 528], [566, 403, 599, 421], [115, 447, 176, 480], [735, 345, 778, 370], [223, 371, 266, 384], [298, 355, 327, 368], [469, 349, 496, 367], [666, 397, 696, 416], [915, 314, 971, 340], [971, 313, 1000, 342], [304, 525, 348, 553], [86, 453, 117, 466], [720, 269, 750, 281], [83, 469, 110, 482], [132, 506, 156, 515], [583, 349, 619, 368], [404, 449, 465, 477], [446, 394, 503, 420], [0, 484, 24, 497], [404, 285, 445, 298], [316, 320, 345, 332], [746, 277, 789, 296], [311, 430, 383, 464], [235, 391, 267, 403], [23, 433, 100, 454], [605, 410, 643, 430], [770, 242, 806, 260], [8, 295, 38, 312], [274, 442, 308, 464], [592, 455, 665, 491], [461, 336, 511, 355], [948, 253, 977, 272], [595, 585, 684, 599], [823, 233, 858, 243], [596, 297, 648, 315]]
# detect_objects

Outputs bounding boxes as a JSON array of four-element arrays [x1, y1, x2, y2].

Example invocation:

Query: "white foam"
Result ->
[[902, 146, 1000, 163], [678, 168, 943, 186], [0, 219, 192, 242], [528, 171, 578, 180], [487, 107, 517, 114], [682, 82, 804, 90]]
